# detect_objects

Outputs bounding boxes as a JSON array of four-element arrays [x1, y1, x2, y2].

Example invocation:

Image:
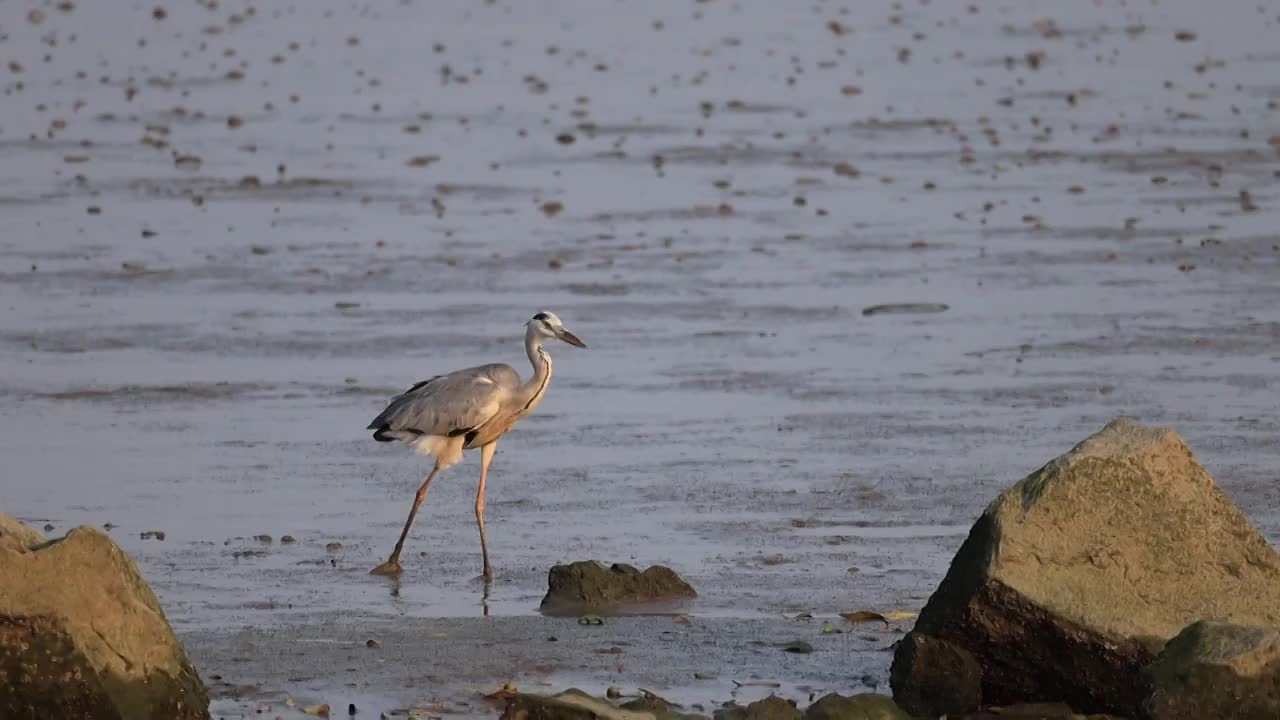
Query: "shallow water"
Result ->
[[2, 0, 1278, 715]]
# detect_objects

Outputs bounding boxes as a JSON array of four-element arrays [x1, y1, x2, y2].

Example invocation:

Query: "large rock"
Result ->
[[540, 561, 696, 614], [951, 704, 1126, 720], [0, 512, 47, 551], [1142, 621, 1280, 720], [889, 632, 982, 715], [891, 418, 1280, 718], [803, 693, 910, 720], [0, 521, 210, 720]]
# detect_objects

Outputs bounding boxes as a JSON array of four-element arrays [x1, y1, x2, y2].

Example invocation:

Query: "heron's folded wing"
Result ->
[[369, 367, 511, 436]]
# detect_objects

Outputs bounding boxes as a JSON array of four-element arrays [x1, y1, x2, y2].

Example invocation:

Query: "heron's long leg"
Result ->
[[370, 466, 439, 576], [476, 442, 498, 580]]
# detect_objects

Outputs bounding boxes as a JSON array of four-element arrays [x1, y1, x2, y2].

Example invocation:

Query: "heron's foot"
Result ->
[[370, 557, 403, 576]]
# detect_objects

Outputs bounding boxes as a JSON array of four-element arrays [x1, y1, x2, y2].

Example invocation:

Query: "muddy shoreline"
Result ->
[[2, 0, 1278, 716]]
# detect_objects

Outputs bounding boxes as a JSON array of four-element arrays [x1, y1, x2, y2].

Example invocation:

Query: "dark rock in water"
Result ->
[[503, 688, 699, 720], [1142, 621, 1280, 720], [803, 693, 910, 720], [861, 303, 948, 316], [714, 696, 801, 720], [540, 561, 696, 614], [0, 517, 210, 720], [890, 418, 1280, 718], [888, 633, 981, 716]]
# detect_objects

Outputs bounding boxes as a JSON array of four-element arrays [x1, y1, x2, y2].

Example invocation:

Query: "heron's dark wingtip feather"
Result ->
[[371, 426, 396, 442]]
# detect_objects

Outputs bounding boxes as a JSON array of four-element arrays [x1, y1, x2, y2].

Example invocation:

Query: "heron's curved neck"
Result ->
[[519, 327, 552, 412]]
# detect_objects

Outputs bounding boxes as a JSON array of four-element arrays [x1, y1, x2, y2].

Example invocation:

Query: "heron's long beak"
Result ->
[[556, 327, 587, 348]]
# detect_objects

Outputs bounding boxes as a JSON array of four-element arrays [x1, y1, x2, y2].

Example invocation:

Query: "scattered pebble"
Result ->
[[254, 534, 273, 543], [280, 535, 297, 544], [366, 639, 381, 648], [43, 523, 54, 532], [140, 530, 166, 541], [325, 542, 342, 552]]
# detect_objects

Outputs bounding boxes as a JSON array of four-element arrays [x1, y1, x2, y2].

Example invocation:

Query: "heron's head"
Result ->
[[527, 311, 587, 348]]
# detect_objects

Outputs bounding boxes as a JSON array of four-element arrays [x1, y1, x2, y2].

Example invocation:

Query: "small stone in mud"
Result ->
[[556, 132, 576, 145], [254, 534, 272, 543], [548, 258, 563, 269], [540, 201, 563, 217], [833, 162, 859, 178], [152, 7, 166, 20], [86, 206, 101, 215], [281, 535, 296, 544], [840, 85, 862, 96], [606, 687, 622, 699], [140, 530, 166, 541], [365, 639, 381, 648], [103, 523, 117, 531], [1175, 30, 1197, 42], [348, 703, 356, 716], [406, 155, 439, 168], [227, 115, 243, 128], [325, 542, 342, 552], [141, 229, 157, 238], [43, 523, 54, 532]]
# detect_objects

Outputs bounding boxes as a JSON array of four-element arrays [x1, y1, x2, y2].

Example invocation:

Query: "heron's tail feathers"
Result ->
[[411, 434, 466, 468]]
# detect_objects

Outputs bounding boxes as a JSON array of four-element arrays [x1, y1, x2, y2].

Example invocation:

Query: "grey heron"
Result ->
[[367, 311, 587, 579]]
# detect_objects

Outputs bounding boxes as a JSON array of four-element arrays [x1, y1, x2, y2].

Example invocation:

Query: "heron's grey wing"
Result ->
[[368, 364, 519, 440]]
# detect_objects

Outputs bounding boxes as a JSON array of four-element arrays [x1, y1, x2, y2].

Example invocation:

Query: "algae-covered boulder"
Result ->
[[540, 561, 696, 614], [802, 693, 910, 720], [0, 519, 209, 720], [890, 418, 1280, 718], [1142, 621, 1280, 720], [714, 696, 801, 720], [502, 689, 663, 720]]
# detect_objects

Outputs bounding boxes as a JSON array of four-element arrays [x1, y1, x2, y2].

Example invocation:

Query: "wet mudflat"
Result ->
[[1, 0, 1278, 717]]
